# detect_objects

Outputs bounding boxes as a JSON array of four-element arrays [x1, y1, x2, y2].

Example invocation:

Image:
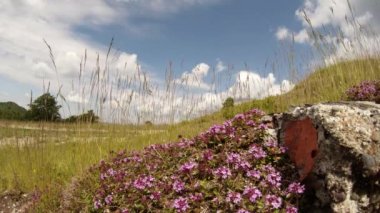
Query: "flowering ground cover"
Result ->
[[78, 109, 304, 212], [346, 80, 380, 102]]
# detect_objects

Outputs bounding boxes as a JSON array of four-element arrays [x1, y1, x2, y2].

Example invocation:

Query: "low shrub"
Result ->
[[84, 109, 304, 212]]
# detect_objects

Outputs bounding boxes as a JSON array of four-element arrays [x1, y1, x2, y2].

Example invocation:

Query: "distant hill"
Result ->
[[0, 102, 27, 120]]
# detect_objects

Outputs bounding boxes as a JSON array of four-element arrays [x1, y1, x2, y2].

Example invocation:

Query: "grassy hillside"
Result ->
[[217, 58, 380, 118], [0, 58, 379, 211], [0, 102, 27, 120]]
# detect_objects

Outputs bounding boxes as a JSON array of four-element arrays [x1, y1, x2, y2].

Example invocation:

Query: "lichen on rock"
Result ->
[[278, 101, 380, 213]]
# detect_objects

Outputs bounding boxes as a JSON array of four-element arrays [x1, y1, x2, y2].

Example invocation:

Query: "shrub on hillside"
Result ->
[[222, 97, 235, 119], [346, 80, 380, 103], [81, 109, 304, 212]]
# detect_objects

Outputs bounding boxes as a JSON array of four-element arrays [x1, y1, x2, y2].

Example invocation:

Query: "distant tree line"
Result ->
[[0, 93, 99, 123], [62, 110, 99, 123]]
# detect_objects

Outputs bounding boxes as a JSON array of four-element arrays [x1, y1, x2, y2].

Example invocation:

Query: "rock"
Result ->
[[278, 101, 380, 213], [371, 130, 380, 143], [260, 115, 273, 123]]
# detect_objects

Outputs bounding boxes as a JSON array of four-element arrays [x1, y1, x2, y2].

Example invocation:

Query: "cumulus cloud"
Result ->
[[226, 71, 294, 101], [216, 59, 227, 72], [276, 27, 291, 41], [0, 0, 294, 123], [175, 63, 211, 90], [275, 0, 380, 60], [0, 0, 136, 89], [104, 62, 294, 123], [294, 0, 378, 39], [66, 91, 88, 104], [0, 0, 227, 104]]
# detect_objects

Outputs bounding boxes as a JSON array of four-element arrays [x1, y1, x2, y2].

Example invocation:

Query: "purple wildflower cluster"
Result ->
[[346, 80, 380, 102], [89, 108, 304, 212]]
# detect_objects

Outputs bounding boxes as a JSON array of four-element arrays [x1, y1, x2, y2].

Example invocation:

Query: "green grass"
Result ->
[[0, 58, 379, 211], [221, 58, 380, 116]]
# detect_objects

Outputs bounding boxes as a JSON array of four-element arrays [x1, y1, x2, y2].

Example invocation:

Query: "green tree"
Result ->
[[27, 93, 61, 121], [222, 97, 234, 108], [222, 97, 235, 119]]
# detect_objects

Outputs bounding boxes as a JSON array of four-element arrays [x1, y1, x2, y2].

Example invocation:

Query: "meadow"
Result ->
[[1, 7, 380, 211], [0, 57, 379, 211]]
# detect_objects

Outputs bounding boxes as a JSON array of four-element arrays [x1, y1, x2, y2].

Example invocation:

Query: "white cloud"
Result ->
[[294, 29, 309, 43], [226, 71, 294, 101], [0, 0, 295, 124], [0, 0, 226, 99], [67, 91, 88, 104], [175, 63, 211, 90], [100, 61, 294, 123], [276, 27, 291, 40], [216, 59, 227, 72], [276, 0, 380, 60], [0, 0, 130, 87]]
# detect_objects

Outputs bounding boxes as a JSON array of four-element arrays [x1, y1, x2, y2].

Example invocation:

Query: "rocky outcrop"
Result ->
[[276, 102, 380, 213]]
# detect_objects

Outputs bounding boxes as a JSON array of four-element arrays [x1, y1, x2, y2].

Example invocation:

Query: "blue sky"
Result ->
[[0, 0, 379, 122], [77, 0, 302, 77]]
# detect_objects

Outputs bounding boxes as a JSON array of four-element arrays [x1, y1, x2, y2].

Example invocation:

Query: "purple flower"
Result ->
[[203, 150, 214, 161], [246, 120, 256, 127], [100, 173, 107, 180], [107, 168, 116, 177], [265, 194, 282, 209], [249, 108, 264, 116], [131, 155, 143, 162], [189, 193, 203, 202], [286, 206, 298, 213], [346, 80, 379, 101], [263, 165, 276, 173], [104, 195, 113, 205], [226, 192, 242, 204], [249, 144, 267, 159], [237, 209, 250, 213], [258, 123, 268, 130], [173, 180, 185, 192], [264, 138, 278, 148], [266, 171, 282, 188], [223, 120, 232, 127], [122, 209, 129, 213], [133, 175, 155, 190], [237, 160, 251, 171], [243, 186, 262, 203], [177, 139, 195, 148], [227, 153, 242, 164], [179, 161, 198, 173], [149, 191, 161, 201], [208, 124, 226, 134], [94, 200, 102, 209], [233, 113, 245, 121], [173, 197, 189, 212], [287, 182, 305, 194], [213, 166, 232, 179], [246, 169, 261, 179], [279, 146, 287, 153]]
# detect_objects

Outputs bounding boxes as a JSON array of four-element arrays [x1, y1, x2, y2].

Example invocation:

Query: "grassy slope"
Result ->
[[54, 58, 380, 212], [222, 58, 380, 116], [0, 58, 379, 210]]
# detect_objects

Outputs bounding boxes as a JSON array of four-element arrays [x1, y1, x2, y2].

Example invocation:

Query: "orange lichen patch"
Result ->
[[284, 118, 318, 180]]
